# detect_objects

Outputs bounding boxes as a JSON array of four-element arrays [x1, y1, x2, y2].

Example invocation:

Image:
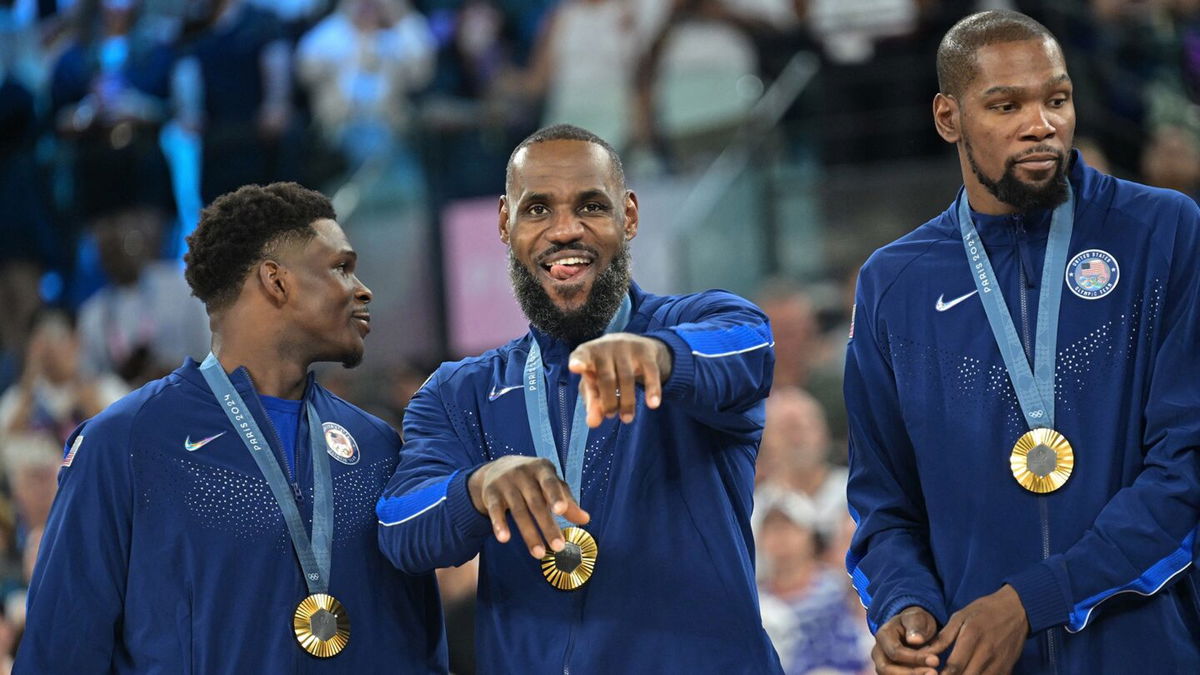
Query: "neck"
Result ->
[[211, 314, 308, 399]]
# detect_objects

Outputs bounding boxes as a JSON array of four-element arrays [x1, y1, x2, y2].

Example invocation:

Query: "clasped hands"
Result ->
[[468, 334, 672, 558], [872, 585, 1029, 675]]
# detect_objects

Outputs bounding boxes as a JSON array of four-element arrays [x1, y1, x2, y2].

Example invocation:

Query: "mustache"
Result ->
[[534, 244, 600, 266]]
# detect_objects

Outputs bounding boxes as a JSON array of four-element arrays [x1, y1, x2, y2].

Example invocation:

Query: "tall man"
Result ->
[[846, 10, 1200, 674], [376, 124, 783, 673], [17, 183, 446, 673]]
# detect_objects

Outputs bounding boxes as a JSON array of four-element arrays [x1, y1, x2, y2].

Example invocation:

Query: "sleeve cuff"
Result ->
[[647, 329, 694, 401], [1005, 562, 1070, 633], [446, 468, 493, 539]]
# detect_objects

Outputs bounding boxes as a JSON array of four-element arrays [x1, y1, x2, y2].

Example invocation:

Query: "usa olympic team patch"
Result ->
[[322, 422, 360, 465], [1065, 249, 1119, 300]]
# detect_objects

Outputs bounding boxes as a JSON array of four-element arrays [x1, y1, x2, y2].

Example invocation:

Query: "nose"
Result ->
[[1020, 106, 1058, 143], [354, 276, 372, 305], [545, 209, 585, 244]]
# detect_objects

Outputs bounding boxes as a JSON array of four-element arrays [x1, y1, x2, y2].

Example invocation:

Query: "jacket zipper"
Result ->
[[1015, 216, 1059, 673], [260, 400, 304, 503]]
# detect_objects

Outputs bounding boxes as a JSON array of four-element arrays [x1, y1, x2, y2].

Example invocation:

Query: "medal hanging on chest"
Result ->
[[200, 355, 350, 656], [523, 295, 632, 589], [956, 189, 1076, 493]]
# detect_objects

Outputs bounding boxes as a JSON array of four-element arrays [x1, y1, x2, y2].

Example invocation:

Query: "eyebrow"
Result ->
[[518, 189, 612, 207], [981, 74, 1071, 97]]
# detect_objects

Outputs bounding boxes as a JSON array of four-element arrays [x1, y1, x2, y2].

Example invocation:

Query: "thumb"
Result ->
[[899, 608, 936, 646]]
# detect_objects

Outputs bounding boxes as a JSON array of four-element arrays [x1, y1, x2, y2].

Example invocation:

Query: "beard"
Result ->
[[508, 241, 632, 344], [966, 137, 1069, 213]]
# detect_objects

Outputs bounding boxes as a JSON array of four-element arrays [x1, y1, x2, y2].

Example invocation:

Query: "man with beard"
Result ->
[[17, 183, 447, 673], [845, 10, 1200, 675], [376, 124, 783, 673]]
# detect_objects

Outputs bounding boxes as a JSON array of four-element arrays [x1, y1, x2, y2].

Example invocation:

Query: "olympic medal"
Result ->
[[293, 593, 350, 658], [1010, 428, 1074, 493], [540, 527, 598, 590]]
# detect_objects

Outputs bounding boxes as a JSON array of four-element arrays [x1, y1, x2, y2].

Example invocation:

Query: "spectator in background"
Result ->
[[756, 491, 872, 675], [50, 0, 176, 220], [516, 0, 640, 152], [176, 0, 297, 202], [296, 0, 435, 170], [756, 279, 821, 389], [76, 204, 210, 386], [1140, 124, 1200, 200], [0, 310, 127, 447], [755, 386, 845, 539]]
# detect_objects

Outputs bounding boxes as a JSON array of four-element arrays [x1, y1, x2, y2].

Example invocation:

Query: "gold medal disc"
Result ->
[[293, 593, 350, 658], [1010, 428, 1074, 493], [540, 527, 598, 590]]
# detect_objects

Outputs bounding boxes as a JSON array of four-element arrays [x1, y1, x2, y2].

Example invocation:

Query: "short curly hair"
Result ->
[[937, 10, 1058, 98], [185, 182, 336, 313]]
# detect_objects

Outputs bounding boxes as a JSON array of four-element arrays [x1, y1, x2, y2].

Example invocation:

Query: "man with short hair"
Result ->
[[377, 124, 783, 673], [845, 10, 1200, 674], [17, 182, 447, 673]]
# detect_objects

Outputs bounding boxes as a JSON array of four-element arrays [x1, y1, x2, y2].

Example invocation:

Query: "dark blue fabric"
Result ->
[[260, 393, 302, 478], [17, 360, 447, 674], [377, 283, 782, 674], [846, 152, 1200, 671]]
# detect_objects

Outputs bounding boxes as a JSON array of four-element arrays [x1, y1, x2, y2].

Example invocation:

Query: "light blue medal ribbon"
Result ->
[[958, 188, 1078, 494], [199, 354, 333, 594], [956, 185, 1074, 430], [523, 293, 633, 529]]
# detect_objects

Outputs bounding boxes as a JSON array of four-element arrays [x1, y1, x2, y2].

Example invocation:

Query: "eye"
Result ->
[[990, 102, 1017, 113], [527, 204, 549, 216], [1048, 95, 1069, 108], [581, 202, 608, 214]]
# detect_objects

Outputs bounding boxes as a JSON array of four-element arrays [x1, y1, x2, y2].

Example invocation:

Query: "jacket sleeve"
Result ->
[[15, 416, 133, 673], [1005, 195, 1200, 634], [644, 290, 775, 438], [844, 271, 948, 632], [376, 367, 493, 573]]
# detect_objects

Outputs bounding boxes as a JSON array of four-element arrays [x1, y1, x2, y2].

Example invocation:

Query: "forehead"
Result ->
[[302, 219, 351, 254], [510, 140, 617, 196], [967, 38, 1067, 96]]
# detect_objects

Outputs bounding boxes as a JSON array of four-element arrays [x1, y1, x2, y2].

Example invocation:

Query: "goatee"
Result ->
[[966, 138, 1069, 212], [509, 242, 632, 344]]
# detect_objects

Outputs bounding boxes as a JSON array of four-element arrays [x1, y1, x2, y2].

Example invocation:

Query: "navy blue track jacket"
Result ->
[[377, 283, 783, 674], [17, 359, 447, 674], [846, 153, 1200, 672]]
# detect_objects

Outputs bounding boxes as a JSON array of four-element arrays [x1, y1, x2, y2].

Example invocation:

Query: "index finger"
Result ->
[[639, 354, 663, 409]]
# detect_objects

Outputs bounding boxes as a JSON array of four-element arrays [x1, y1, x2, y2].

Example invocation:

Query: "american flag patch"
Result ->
[[62, 435, 84, 467]]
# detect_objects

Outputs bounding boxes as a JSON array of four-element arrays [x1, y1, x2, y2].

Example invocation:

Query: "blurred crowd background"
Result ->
[[0, 0, 1197, 672]]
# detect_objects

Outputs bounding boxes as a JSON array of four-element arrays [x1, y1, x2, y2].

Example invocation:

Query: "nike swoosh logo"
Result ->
[[935, 290, 979, 312], [487, 384, 523, 402], [184, 432, 226, 452]]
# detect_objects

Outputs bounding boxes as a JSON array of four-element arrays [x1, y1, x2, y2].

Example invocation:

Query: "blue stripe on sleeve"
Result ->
[[376, 471, 459, 526], [1066, 529, 1196, 633], [849, 566, 877, 632], [673, 323, 773, 358]]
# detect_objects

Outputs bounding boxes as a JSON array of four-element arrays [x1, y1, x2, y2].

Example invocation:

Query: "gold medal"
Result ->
[[540, 527, 598, 590], [1010, 428, 1074, 493], [293, 593, 350, 658]]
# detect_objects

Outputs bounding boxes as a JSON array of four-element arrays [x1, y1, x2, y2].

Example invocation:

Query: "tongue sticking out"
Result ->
[[549, 263, 588, 281]]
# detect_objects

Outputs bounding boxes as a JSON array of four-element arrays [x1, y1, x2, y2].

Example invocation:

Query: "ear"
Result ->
[[933, 93, 961, 144], [256, 259, 288, 306], [623, 190, 639, 241], [498, 196, 511, 246]]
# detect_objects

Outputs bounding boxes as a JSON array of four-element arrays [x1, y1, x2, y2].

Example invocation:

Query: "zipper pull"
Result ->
[[292, 482, 304, 503]]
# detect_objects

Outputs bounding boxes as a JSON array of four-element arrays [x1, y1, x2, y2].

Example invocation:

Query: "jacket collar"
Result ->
[[177, 356, 320, 404]]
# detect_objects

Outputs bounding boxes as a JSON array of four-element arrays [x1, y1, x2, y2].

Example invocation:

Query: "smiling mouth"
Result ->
[[539, 255, 595, 283]]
